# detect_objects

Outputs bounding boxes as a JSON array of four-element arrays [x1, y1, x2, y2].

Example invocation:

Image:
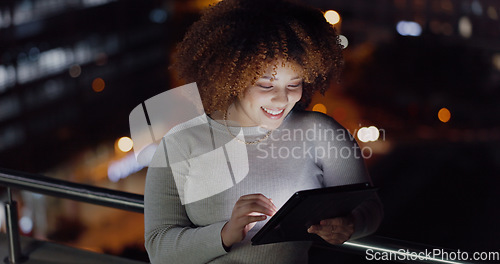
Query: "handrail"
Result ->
[[0, 167, 483, 264], [0, 167, 143, 213]]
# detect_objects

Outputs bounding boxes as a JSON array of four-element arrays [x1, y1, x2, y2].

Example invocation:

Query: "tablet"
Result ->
[[251, 182, 377, 245]]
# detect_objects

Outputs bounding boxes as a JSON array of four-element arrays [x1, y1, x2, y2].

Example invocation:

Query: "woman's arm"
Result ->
[[144, 165, 229, 264], [144, 136, 229, 264], [309, 113, 384, 243], [144, 137, 276, 263]]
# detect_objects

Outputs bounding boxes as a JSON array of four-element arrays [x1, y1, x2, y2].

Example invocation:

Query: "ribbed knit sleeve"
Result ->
[[144, 140, 228, 264]]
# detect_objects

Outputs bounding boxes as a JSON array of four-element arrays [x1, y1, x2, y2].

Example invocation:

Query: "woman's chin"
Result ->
[[259, 121, 283, 130]]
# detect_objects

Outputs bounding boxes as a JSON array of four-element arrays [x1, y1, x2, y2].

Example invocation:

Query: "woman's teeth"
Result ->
[[262, 107, 284, 115]]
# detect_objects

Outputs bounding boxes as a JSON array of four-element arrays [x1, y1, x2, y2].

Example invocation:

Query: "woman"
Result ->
[[144, 0, 383, 263]]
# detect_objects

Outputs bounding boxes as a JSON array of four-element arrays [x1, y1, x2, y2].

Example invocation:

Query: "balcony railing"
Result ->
[[0, 167, 478, 264]]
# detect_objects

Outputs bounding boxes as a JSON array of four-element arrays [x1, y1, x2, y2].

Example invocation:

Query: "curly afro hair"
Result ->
[[171, 0, 343, 115]]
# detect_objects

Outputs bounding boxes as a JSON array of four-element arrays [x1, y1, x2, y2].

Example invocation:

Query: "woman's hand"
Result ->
[[307, 214, 355, 245], [221, 194, 277, 249]]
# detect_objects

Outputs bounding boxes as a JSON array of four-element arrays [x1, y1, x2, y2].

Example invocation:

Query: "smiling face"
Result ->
[[228, 61, 303, 129]]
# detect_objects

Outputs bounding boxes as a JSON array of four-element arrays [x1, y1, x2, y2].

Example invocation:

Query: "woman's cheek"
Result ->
[[292, 88, 303, 102]]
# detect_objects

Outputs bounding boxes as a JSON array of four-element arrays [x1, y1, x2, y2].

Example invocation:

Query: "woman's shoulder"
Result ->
[[165, 114, 209, 137], [287, 110, 346, 131], [161, 114, 213, 152], [285, 110, 357, 145]]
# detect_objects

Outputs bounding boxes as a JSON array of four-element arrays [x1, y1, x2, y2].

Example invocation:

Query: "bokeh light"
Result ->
[[357, 126, 380, 143], [487, 6, 498, 20], [150, 8, 168, 23], [324, 10, 340, 25], [458, 16, 472, 38], [92, 77, 105, 92], [117, 136, 134, 152], [471, 0, 483, 16], [19, 216, 33, 234], [339, 35, 349, 49], [312, 103, 327, 114], [396, 21, 422, 36], [438, 108, 451, 123], [492, 53, 500, 71], [107, 153, 143, 182], [69, 64, 81, 78]]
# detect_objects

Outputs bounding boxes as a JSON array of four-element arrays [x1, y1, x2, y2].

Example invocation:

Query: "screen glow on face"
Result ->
[[232, 61, 303, 129]]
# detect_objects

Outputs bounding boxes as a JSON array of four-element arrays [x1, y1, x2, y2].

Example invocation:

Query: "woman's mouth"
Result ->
[[261, 107, 285, 119]]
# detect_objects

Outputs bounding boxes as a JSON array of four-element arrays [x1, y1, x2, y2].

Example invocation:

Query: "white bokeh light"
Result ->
[[339, 35, 349, 49], [459, 16, 472, 38], [324, 10, 340, 25], [19, 216, 33, 234], [396, 21, 422, 37], [357, 126, 380, 143]]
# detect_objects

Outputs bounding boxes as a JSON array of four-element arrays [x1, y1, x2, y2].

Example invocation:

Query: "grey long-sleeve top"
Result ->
[[144, 110, 383, 264]]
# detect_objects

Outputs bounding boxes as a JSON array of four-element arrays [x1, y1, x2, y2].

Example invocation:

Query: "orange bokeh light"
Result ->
[[312, 103, 327, 114], [438, 107, 451, 123], [92, 78, 105, 92]]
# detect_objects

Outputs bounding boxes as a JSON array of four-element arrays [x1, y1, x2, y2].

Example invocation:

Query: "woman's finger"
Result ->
[[238, 194, 277, 211], [308, 224, 353, 239], [240, 214, 268, 225], [237, 198, 276, 213], [235, 203, 274, 217], [234, 197, 276, 216]]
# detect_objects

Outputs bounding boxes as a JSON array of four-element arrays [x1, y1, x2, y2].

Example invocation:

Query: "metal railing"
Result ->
[[0, 168, 143, 213], [0, 167, 478, 264], [0, 167, 143, 263]]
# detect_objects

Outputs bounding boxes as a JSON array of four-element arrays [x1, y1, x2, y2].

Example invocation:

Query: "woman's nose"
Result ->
[[272, 88, 288, 104]]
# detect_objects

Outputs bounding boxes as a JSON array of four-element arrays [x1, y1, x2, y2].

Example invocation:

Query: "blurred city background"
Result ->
[[0, 0, 499, 262]]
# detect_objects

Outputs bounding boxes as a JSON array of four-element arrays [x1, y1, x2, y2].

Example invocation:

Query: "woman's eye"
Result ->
[[258, 84, 273, 89], [288, 84, 302, 88]]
